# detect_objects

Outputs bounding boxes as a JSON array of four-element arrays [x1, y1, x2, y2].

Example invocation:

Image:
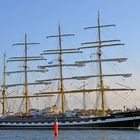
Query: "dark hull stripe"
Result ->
[[0, 126, 138, 130], [0, 118, 139, 130]]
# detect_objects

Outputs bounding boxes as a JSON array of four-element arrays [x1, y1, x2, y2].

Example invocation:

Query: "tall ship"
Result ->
[[0, 13, 140, 130]]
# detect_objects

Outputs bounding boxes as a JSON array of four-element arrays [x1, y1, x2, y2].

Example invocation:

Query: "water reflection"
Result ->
[[0, 130, 139, 140]]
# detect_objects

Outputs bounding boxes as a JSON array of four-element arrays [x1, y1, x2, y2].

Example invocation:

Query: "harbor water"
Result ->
[[0, 130, 140, 140]]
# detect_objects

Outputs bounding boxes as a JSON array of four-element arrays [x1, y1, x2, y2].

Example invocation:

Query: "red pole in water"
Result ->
[[54, 118, 58, 136]]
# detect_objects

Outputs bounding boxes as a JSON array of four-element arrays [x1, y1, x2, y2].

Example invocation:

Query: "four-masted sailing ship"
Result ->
[[0, 13, 140, 130]]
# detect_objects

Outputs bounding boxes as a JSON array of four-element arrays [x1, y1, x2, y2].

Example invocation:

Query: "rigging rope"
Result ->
[[112, 91, 136, 109]]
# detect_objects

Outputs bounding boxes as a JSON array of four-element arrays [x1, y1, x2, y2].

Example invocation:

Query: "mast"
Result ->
[[45, 24, 75, 114], [2, 52, 6, 115], [83, 82, 86, 110], [58, 24, 65, 114], [80, 12, 128, 116], [97, 12, 105, 115], [10, 34, 45, 114], [24, 34, 29, 114]]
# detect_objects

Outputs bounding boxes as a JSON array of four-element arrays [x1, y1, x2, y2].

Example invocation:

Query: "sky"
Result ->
[[1, 0, 140, 112]]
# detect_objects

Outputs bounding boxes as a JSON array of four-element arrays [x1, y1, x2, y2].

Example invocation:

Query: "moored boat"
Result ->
[[1, 12, 140, 130]]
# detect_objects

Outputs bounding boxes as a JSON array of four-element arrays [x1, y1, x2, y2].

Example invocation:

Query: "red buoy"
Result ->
[[54, 118, 58, 136]]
